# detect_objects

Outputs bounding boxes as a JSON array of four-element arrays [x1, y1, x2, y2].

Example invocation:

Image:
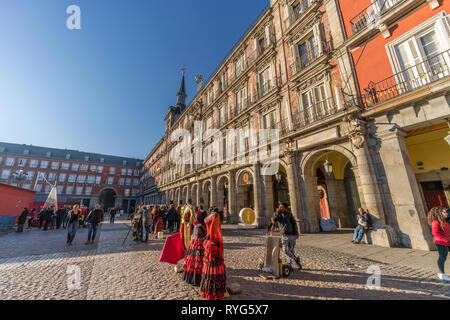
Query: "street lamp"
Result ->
[[12, 170, 29, 182]]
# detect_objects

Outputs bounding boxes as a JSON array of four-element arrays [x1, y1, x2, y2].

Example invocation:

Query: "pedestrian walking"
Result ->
[[428, 206, 450, 282], [66, 205, 82, 245], [43, 206, 54, 231], [16, 208, 29, 233], [27, 208, 36, 229], [272, 203, 302, 270], [55, 206, 65, 229], [110, 207, 117, 224], [352, 208, 372, 244], [85, 204, 104, 245], [167, 204, 178, 233], [141, 206, 152, 242]]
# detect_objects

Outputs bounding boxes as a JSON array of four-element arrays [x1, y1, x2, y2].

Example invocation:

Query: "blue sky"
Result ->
[[0, 0, 267, 160]]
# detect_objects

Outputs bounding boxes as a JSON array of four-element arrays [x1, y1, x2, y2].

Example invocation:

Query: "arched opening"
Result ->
[[99, 189, 116, 211], [191, 184, 198, 206], [309, 150, 361, 230], [237, 171, 254, 210], [202, 181, 211, 208], [217, 176, 229, 213], [273, 165, 290, 211]]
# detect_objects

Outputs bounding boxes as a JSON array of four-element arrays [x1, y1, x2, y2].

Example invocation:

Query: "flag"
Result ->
[[42, 185, 58, 210]]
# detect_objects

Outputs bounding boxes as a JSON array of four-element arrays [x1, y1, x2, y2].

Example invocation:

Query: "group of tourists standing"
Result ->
[[16, 206, 70, 233], [65, 204, 104, 246]]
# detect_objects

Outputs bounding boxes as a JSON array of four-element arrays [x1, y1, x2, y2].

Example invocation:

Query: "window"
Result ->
[[219, 102, 228, 126], [87, 175, 95, 184], [124, 189, 130, 197], [235, 86, 247, 113], [76, 186, 83, 195], [48, 172, 57, 182], [61, 162, 70, 170], [126, 178, 131, 186], [46, 152, 52, 158], [300, 83, 330, 123], [59, 173, 67, 183], [95, 176, 101, 184], [27, 171, 35, 181], [45, 185, 51, 193], [263, 111, 278, 129], [18, 158, 27, 167], [121, 168, 127, 176], [51, 162, 59, 170], [109, 167, 116, 174], [85, 187, 92, 195], [40, 161, 49, 169], [34, 184, 42, 192], [298, 35, 318, 68], [77, 175, 86, 183], [258, 66, 273, 98], [66, 154, 71, 160], [107, 177, 114, 185], [72, 163, 79, 171], [134, 170, 139, 176], [30, 160, 38, 168], [84, 156, 89, 162], [22, 184, 31, 190], [97, 166, 104, 173], [80, 164, 89, 171], [66, 186, 74, 194], [23, 149, 29, 156], [122, 160, 127, 166], [133, 179, 139, 186], [235, 55, 245, 77], [68, 174, 77, 183], [1, 169, 11, 179], [57, 185, 64, 194], [100, 157, 105, 163], [37, 172, 46, 181], [6, 157, 15, 166], [127, 169, 132, 176], [119, 178, 125, 186], [0, 156, 3, 165]]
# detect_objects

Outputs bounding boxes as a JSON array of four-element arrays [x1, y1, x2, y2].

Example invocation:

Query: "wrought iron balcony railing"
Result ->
[[362, 49, 450, 107], [284, 0, 314, 28], [349, 0, 405, 35], [288, 40, 330, 77], [291, 97, 339, 129]]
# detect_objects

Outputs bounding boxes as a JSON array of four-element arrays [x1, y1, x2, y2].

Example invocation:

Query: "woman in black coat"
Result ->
[[16, 208, 29, 233]]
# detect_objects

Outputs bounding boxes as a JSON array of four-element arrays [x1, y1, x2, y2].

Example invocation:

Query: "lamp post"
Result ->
[[323, 160, 333, 177]]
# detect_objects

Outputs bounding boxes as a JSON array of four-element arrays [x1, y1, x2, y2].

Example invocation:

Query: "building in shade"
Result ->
[[0, 142, 143, 213]]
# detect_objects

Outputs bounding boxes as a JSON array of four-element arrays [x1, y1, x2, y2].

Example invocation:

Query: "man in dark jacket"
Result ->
[[43, 206, 55, 231], [110, 207, 117, 224], [273, 203, 302, 270], [16, 208, 29, 233], [55, 206, 66, 229], [167, 205, 178, 233], [85, 204, 104, 245]]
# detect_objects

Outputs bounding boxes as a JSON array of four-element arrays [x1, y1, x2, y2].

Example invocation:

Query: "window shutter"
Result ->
[[284, 4, 290, 28], [265, 25, 271, 47], [313, 23, 323, 55], [435, 15, 450, 51]]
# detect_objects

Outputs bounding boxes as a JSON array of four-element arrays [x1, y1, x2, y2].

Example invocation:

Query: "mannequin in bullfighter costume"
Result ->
[[180, 202, 195, 251], [182, 207, 207, 286]]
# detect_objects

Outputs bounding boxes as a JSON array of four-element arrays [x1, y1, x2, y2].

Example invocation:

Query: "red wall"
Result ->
[[338, 1, 449, 100], [0, 183, 35, 217]]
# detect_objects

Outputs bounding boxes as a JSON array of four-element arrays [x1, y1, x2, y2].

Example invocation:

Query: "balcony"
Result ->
[[284, 0, 315, 29], [349, 0, 406, 35], [291, 97, 339, 129], [362, 49, 450, 108], [288, 40, 330, 78]]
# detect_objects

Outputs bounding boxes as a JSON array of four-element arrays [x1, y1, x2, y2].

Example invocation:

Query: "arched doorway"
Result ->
[[217, 176, 229, 213], [191, 184, 198, 206], [237, 170, 254, 210], [99, 189, 116, 211], [273, 166, 290, 211]]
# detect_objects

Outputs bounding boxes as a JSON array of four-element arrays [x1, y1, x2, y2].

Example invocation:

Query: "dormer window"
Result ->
[[84, 156, 89, 162], [46, 152, 52, 158], [23, 149, 30, 156], [123, 160, 127, 166], [100, 157, 105, 163], [66, 154, 71, 160]]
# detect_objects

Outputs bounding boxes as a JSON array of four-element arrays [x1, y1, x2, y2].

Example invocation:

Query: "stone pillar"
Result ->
[[378, 129, 434, 250], [253, 164, 266, 227], [263, 175, 275, 220], [228, 170, 238, 223], [285, 151, 308, 233], [197, 182, 203, 207], [186, 184, 192, 204], [211, 176, 218, 209]]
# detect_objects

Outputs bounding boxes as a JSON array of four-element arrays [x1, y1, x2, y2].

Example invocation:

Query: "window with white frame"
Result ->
[[76, 186, 83, 195], [77, 175, 86, 183], [18, 158, 27, 167], [300, 82, 330, 123], [121, 168, 127, 176], [235, 54, 245, 77], [80, 164, 89, 171], [34, 184, 42, 192], [235, 86, 247, 113], [48, 172, 57, 182], [258, 66, 273, 97], [66, 186, 74, 194], [95, 176, 101, 184], [133, 179, 139, 186], [85, 187, 92, 195], [219, 101, 228, 126], [119, 178, 125, 185], [71, 163, 79, 171], [59, 173, 67, 183], [97, 166, 104, 173], [68, 174, 77, 183], [40, 160, 49, 169], [30, 159, 38, 168], [90, 165, 97, 172], [107, 177, 114, 185], [387, 14, 450, 91], [126, 178, 131, 186], [51, 162, 59, 170], [61, 162, 70, 170], [27, 171, 35, 181], [109, 167, 116, 174], [1, 169, 11, 179], [127, 169, 132, 176], [87, 175, 95, 184], [37, 172, 46, 181], [124, 189, 130, 197], [263, 110, 278, 129], [45, 185, 51, 193], [6, 157, 15, 166], [57, 185, 64, 194]]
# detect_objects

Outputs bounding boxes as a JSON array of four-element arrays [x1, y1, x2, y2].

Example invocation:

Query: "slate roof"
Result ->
[[0, 142, 143, 168]]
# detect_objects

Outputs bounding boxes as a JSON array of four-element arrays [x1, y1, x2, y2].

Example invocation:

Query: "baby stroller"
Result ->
[[258, 226, 292, 279]]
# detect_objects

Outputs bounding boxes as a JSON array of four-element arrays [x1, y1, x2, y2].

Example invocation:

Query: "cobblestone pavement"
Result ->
[[0, 221, 448, 300]]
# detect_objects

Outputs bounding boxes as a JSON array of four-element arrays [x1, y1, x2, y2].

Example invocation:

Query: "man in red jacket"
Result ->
[[428, 206, 450, 282]]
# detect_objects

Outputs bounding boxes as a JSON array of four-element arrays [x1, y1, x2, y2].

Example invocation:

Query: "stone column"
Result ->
[[228, 170, 238, 223], [378, 129, 434, 250], [211, 175, 218, 209], [186, 183, 192, 204], [285, 151, 308, 233], [263, 175, 275, 220], [253, 164, 266, 227], [350, 131, 386, 226], [197, 181, 203, 207]]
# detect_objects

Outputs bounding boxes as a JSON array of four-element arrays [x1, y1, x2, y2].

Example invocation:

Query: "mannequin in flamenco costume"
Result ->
[[180, 204, 195, 251], [200, 212, 228, 300], [182, 208, 207, 286]]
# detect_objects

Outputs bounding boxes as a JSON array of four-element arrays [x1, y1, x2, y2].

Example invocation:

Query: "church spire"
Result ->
[[176, 68, 187, 111]]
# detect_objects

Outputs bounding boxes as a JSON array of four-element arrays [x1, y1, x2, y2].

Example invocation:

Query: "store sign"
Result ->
[[238, 171, 253, 186]]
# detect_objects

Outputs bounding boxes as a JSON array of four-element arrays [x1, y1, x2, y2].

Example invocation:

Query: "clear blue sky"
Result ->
[[0, 0, 267, 160]]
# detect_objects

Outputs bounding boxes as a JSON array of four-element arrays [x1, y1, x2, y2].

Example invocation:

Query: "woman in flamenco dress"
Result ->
[[200, 211, 228, 300], [182, 208, 207, 286]]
